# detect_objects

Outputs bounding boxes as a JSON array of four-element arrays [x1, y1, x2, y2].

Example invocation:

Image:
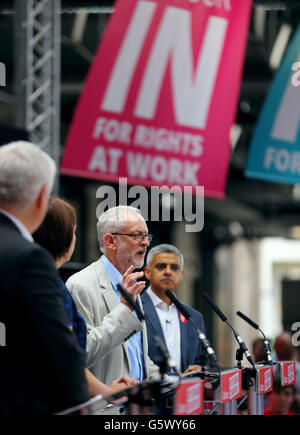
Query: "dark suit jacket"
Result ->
[[141, 290, 206, 373], [0, 213, 90, 415]]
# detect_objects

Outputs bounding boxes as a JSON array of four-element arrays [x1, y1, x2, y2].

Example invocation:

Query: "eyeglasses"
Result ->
[[111, 233, 153, 242]]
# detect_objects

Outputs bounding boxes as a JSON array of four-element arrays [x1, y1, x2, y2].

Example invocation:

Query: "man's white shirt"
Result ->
[[147, 287, 181, 372]]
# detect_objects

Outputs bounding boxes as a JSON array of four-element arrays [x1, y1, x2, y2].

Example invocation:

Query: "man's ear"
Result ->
[[144, 266, 150, 280], [35, 185, 48, 210], [103, 233, 117, 250]]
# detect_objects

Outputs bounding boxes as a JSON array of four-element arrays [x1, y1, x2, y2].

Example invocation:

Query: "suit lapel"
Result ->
[[97, 258, 119, 311], [136, 296, 149, 379], [96, 257, 131, 369], [142, 291, 166, 345], [179, 310, 189, 371]]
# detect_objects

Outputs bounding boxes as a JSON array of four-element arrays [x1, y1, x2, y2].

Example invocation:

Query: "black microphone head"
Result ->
[[236, 311, 259, 330], [202, 293, 227, 322], [165, 290, 191, 320], [165, 289, 173, 299], [117, 283, 145, 321]]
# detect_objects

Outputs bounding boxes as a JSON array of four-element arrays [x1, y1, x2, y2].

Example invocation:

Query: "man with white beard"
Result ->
[[66, 206, 159, 414]]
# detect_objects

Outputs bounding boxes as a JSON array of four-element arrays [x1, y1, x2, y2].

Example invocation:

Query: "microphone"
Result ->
[[236, 311, 273, 364], [117, 283, 145, 322], [152, 334, 179, 374], [165, 289, 219, 367], [117, 284, 180, 376], [202, 293, 255, 368]]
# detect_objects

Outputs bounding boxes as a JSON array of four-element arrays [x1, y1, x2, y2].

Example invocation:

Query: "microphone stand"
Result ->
[[236, 311, 274, 415], [226, 321, 247, 369], [202, 293, 255, 369], [117, 284, 180, 378], [236, 311, 273, 365], [117, 284, 181, 415], [165, 289, 219, 369]]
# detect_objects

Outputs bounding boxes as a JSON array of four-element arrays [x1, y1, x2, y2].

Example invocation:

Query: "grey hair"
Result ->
[[0, 141, 56, 211], [146, 244, 184, 268], [97, 205, 143, 254]]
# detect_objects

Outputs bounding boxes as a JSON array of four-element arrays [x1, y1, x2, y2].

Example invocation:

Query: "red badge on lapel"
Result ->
[[179, 313, 187, 324]]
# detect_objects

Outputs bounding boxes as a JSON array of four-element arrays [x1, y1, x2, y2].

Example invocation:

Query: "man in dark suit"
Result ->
[[141, 244, 206, 375], [0, 141, 89, 415]]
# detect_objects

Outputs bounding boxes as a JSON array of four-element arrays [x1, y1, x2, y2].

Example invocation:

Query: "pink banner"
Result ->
[[61, 0, 252, 197]]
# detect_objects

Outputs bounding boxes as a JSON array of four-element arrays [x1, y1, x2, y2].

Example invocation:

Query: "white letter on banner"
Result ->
[[135, 8, 228, 129], [271, 77, 300, 143], [126, 152, 152, 179], [101, 1, 156, 113]]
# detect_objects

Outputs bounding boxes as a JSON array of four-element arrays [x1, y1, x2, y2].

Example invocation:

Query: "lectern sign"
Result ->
[[61, 0, 252, 198], [256, 366, 273, 394], [279, 361, 296, 386], [219, 369, 242, 404], [175, 379, 204, 415]]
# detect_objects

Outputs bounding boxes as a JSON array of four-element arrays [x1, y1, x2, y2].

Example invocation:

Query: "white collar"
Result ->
[[147, 286, 175, 309]]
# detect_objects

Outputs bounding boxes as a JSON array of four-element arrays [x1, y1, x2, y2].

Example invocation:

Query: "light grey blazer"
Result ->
[[66, 257, 160, 388]]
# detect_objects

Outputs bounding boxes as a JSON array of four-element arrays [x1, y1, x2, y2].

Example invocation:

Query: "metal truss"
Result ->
[[14, 0, 61, 167]]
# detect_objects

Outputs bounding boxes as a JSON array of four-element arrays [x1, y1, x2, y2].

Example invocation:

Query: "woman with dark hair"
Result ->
[[33, 197, 135, 398]]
